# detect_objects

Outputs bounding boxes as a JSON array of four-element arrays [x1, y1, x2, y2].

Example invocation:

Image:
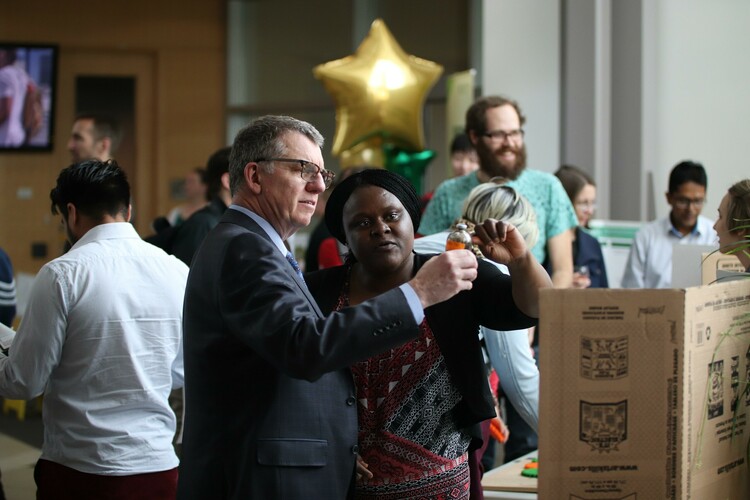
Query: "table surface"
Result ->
[[481, 450, 538, 499]]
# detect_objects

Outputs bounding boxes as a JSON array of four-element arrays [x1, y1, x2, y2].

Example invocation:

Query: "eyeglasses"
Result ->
[[256, 158, 335, 189], [482, 128, 524, 143], [672, 197, 705, 209], [575, 201, 597, 211]]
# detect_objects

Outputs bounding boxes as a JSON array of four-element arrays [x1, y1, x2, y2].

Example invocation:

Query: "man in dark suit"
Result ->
[[177, 115, 479, 500]]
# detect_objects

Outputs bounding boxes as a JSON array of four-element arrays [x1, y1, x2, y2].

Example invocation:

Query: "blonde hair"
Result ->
[[459, 180, 539, 249]]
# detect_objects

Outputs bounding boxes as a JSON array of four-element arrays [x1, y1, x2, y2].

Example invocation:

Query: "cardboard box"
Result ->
[[539, 280, 750, 499], [701, 252, 745, 285]]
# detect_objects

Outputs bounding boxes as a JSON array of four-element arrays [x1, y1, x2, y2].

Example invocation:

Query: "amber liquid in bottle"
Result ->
[[445, 223, 472, 251]]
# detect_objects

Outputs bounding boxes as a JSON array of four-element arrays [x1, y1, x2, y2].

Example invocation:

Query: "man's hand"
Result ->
[[409, 250, 478, 308], [472, 219, 527, 264]]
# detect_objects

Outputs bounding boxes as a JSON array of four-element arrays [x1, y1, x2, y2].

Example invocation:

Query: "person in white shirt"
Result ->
[[0, 159, 189, 499], [622, 161, 718, 289], [414, 181, 541, 434]]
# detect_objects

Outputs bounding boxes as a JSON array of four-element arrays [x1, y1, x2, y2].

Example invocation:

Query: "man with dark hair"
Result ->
[[177, 115, 478, 499], [67, 113, 122, 163], [622, 160, 718, 288], [449, 132, 480, 178], [0, 160, 189, 499], [170, 146, 232, 265], [166, 167, 208, 227], [420, 133, 481, 213]]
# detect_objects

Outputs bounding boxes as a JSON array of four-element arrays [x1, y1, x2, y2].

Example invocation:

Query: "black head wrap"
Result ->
[[325, 168, 422, 244]]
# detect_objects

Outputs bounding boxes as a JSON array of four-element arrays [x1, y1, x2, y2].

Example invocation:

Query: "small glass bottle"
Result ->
[[445, 223, 472, 251]]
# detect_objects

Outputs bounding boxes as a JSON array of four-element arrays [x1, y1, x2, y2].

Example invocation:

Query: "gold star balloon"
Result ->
[[313, 19, 443, 160]]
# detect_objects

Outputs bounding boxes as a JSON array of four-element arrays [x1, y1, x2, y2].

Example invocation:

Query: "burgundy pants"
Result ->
[[34, 459, 177, 500]]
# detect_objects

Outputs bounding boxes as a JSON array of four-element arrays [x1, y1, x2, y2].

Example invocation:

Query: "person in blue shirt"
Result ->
[[550, 165, 609, 288]]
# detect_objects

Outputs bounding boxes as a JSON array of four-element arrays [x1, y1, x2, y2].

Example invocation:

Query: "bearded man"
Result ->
[[420, 95, 577, 288], [420, 96, 579, 463]]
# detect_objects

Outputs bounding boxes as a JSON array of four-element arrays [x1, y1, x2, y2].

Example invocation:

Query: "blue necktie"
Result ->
[[286, 252, 305, 282]]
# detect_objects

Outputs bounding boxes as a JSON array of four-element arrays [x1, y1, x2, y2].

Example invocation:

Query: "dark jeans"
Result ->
[[502, 402, 538, 462]]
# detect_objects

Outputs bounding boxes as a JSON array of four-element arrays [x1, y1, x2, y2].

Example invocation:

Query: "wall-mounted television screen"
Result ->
[[0, 42, 58, 152]]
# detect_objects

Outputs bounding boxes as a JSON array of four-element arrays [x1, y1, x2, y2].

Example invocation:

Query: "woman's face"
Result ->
[[342, 185, 414, 273], [714, 192, 742, 253], [574, 184, 597, 227]]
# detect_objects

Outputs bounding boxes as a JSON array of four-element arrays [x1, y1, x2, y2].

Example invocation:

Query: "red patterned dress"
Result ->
[[335, 282, 472, 500]]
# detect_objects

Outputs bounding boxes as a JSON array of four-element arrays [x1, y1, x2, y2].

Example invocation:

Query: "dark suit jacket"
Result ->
[[177, 209, 420, 500]]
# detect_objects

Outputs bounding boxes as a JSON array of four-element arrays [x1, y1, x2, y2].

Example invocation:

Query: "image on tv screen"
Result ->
[[0, 43, 58, 152]]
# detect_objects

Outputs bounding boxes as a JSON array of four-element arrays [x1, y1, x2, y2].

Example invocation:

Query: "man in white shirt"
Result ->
[[0, 160, 189, 499], [622, 160, 718, 289]]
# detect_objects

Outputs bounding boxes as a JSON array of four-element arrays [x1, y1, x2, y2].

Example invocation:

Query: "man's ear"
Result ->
[[468, 130, 480, 147], [221, 172, 230, 191], [66, 202, 78, 227], [125, 204, 132, 222], [244, 162, 262, 194], [98, 137, 112, 158]]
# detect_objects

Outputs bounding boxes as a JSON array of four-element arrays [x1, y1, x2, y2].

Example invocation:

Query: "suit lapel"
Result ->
[[221, 209, 324, 318]]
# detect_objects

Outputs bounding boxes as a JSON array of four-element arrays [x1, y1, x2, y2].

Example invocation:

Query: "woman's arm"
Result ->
[[473, 219, 553, 318]]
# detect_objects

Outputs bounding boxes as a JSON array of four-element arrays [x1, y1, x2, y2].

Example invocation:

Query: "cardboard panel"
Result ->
[[539, 281, 750, 499]]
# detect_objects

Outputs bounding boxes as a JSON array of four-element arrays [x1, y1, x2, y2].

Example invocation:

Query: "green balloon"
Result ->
[[382, 145, 436, 194]]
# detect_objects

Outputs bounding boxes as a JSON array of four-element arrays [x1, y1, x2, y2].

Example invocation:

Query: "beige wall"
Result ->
[[0, 0, 226, 274]]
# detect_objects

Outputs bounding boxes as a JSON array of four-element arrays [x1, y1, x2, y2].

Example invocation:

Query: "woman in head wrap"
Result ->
[[305, 169, 551, 499]]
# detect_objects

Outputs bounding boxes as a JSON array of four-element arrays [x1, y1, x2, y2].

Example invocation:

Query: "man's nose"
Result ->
[[306, 173, 325, 193]]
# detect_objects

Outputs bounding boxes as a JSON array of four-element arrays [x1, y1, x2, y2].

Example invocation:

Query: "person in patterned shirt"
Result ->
[[306, 169, 551, 499]]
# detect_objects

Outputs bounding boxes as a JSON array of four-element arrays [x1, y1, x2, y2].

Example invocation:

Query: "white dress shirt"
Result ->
[[621, 215, 717, 289], [0, 223, 189, 475], [413, 231, 540, 431]]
